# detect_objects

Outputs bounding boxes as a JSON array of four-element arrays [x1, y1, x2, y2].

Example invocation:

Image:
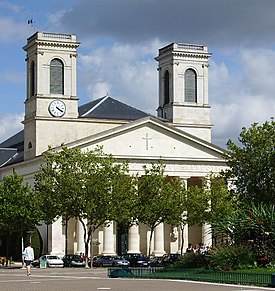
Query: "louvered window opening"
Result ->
[[185, 69, 197, 102], [30, 61, 35, 97], [50, 59, 64, 94], [164, 70, 169, 105]]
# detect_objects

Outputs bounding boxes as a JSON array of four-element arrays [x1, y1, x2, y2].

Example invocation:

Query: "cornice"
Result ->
[[173, 52, 211, 60]]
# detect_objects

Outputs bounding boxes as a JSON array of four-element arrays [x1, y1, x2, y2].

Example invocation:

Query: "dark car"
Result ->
[[161, 253, 181, 267], [93, 255, 130, 267], [62, 254, 85, 267], [123, 253, 150, 267], [149, 256, 163, 267]]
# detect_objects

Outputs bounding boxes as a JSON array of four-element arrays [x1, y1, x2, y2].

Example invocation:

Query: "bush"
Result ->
[[206, 245, 256, 270], [172, 252, 206, 269]]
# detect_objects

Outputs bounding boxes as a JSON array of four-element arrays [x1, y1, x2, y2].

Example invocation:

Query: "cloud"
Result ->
[[0, 70, 25, 84], [0, 1, 21, 13], [78, 40, 161, 113], [1, 0, 274, 151], [0, 17, 29, 42], [58, 0, 275, 47], [0, 113, 23, 142], [210, 49, 275, 147]]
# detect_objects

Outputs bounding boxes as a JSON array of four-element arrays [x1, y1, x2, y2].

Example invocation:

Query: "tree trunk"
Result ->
[[148, 227, 154, 257], [180, 224, 185, 255], [65, 218, 68, 255]]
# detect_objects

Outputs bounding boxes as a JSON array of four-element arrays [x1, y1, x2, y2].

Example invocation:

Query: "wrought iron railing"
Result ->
[[108, 267, 275, 287]]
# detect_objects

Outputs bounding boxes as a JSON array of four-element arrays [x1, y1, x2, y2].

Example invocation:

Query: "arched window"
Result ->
[[50, 58, 64, 94], [184, 69, 197, 102], [30, 61, 35, 97], [164, 70, 169, 105]]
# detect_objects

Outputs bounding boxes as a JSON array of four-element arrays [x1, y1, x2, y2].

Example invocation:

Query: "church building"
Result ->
[[0, 32, 227, 258]]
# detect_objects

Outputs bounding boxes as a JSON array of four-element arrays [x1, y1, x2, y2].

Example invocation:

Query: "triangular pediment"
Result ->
[[62, 117, 225, 163]]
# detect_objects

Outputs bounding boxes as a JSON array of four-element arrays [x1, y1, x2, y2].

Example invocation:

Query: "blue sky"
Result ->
[[0, 0, 274, 148]]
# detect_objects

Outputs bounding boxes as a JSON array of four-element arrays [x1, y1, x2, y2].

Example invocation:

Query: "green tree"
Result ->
[[224, 119, 275, 204], [136, 163, 183, 256], [82, 149, 135, 263], [0, 172, 41, 258], [109, 164, 137, 228], [35, 146, 87, 254], [207, 175, 237, 246], [35, 145, 135, 266]]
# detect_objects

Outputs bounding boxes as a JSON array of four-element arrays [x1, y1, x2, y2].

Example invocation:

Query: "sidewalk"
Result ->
[[0, 261, 23, 269]]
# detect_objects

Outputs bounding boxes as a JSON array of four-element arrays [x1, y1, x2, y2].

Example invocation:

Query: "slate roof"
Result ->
[[0, 148, 18, 167], [0, 96, 152, 168], [0, 130, 24, 151], [79, 96, 150, 120]]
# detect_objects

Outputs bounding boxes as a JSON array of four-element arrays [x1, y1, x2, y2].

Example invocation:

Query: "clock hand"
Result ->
[[56, 106, 64, 113]]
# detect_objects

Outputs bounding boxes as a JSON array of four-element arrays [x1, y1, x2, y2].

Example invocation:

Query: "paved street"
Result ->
[[0, 267, 274, 291]]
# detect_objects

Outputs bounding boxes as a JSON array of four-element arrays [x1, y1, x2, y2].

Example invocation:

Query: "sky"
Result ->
[[0, 0, 274, 148]]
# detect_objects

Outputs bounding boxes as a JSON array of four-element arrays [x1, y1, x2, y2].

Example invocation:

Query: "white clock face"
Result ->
[[49, 100, 66, 117]]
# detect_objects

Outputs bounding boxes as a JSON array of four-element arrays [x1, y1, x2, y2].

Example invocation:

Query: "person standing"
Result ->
[[23, 243, 34, 276], [186, 243, 194, 253]]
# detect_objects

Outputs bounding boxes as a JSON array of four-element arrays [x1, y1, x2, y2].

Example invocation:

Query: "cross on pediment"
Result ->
[[142, 133, 152, 150]]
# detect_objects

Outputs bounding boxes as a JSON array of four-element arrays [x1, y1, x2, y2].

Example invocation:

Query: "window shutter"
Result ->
[[185, 69, 197, 102], [50, 59, 64, 94], [164, 70, 169, 105], [30, 61, 35, 97]]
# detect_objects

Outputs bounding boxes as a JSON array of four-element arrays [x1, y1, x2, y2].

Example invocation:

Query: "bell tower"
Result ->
[[155, 43, 212, 142], [23, 32, 80, 160]]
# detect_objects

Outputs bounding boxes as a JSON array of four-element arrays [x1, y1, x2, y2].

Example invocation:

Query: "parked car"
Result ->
[[112, 256, 130, 267], [161, 253, 181, 267], [62, 254, 85, 267], [123, 253, 150, 267], [149, 256, 163, 267], [92, 255, 130, 267], [32, 255, 64, 268]]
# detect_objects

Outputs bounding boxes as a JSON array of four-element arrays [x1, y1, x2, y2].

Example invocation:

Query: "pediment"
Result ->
[[63, 117, 225, 163]]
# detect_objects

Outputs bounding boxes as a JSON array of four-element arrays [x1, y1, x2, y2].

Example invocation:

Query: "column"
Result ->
[[50, 217, 65, 256], [101, 221, 116, 255], [77, 219, 86, 255], [182, 223, 189, 253], [181, 179, 189, 253], [152, 223, 165, 256], [202, 178, 212, 248], [127, 224, 140, 254], [202, 223, 212, 248]]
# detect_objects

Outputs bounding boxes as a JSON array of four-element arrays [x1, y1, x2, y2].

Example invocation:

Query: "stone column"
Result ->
[[101, 221, 116, 255], [202, 178, 212, 248], [77, 219, 86, 255], [127, 224, 140, 254], [182, 223, 189, 253], [51, 217, 65, 256], [202, 223, 212, 248], [152, 223, 165, 256], [181, 179, 189, 253]]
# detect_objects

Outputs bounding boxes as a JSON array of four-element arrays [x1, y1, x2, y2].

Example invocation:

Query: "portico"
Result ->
[[0, 31, 227, 259]]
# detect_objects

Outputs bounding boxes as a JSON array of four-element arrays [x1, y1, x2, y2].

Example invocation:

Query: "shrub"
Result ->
[[206, 245, 256, 270], [172, 252, 206, 269]]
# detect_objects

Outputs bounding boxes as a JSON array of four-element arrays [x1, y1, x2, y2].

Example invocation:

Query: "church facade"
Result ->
[[0, 32, 227, 258]]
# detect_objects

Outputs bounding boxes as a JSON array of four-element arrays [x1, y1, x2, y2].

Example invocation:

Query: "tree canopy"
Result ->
[[0, 172, 41, 234], [224, 119, 275, 204], [34, 145, 135, 264], [136, 163, 183, 256]]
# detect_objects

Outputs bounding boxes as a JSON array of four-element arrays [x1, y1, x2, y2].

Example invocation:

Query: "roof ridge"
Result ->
[[81, 95, 109, 117]]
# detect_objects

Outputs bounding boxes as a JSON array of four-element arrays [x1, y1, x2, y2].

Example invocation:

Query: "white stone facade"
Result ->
[[0, 32, 228, 257]]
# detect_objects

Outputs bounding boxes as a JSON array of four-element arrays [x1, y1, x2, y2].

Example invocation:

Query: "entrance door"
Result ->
[[117, 225, 128, 255]]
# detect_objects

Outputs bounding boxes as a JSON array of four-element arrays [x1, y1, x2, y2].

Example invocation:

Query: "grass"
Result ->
[[136, 267, 275, 287]]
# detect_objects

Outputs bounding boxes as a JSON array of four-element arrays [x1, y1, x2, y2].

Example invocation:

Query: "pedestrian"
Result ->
[[23, 243, 34, 276], [198, 242, 206, 254], [186, 243, 194, 253]]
